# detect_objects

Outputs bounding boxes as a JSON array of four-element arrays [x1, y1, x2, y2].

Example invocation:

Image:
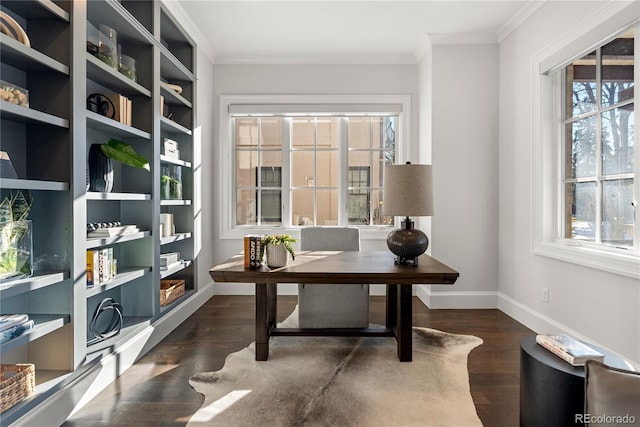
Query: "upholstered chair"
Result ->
[[584, 359, 640, 426], [297, 227, 369, 328]]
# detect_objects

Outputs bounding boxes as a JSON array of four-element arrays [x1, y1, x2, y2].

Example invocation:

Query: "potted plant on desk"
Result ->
[[260, 234, 296, 268]]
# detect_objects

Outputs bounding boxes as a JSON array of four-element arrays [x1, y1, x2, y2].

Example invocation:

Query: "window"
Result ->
[[233, 115, 397, 228], [532, 8, 639, 279], [562, 29, 635, 249]]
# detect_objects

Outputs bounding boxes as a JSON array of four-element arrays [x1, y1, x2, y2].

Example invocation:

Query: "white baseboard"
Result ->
[[14, 283, 216, 427], [416, 285, 498, 309]]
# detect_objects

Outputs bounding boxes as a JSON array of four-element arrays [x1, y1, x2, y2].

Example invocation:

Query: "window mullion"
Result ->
[[256, 118, 262, 227], [282, 118, 292, 227], [313, 118, 318, 226], [595, 48, 603, 244], [338, 118, 348, 226]]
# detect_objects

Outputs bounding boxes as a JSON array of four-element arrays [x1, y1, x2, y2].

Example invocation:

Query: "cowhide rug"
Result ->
[[188, 307, 483, 426]]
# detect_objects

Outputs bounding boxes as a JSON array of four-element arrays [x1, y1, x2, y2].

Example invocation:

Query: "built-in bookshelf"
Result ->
[[0, 1, 201, 424]]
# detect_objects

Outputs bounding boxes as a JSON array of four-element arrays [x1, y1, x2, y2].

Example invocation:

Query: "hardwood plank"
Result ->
[[64, 295, 533, 427]]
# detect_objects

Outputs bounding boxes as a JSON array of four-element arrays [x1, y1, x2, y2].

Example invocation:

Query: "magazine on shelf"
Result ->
[[87, 225, 139, 238], [0, 314, 29, 332], [0, 319, 34, 344], [536, 334, 605, 366]]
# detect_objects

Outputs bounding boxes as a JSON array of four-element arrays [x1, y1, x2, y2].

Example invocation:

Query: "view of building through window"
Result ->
[[563, 29, 635, 247], [234, 115, 396, 227]]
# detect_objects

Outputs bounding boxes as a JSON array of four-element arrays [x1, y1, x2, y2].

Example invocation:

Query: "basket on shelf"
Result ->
[[160, 279, 185, 306], [1, 364, 35, 413]]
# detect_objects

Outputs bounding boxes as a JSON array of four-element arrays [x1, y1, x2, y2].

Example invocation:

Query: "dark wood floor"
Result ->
[[64, 295, 533, 426]]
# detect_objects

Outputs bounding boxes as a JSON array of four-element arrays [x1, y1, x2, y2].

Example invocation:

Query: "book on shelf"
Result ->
[[536, 334, 605, 366], [87, 225, 139, 238], [105, 93, 132, 126], [87, 247, 116, 287], [244, 235, 262, 269]]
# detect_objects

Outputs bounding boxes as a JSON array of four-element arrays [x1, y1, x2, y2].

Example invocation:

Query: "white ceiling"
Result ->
[[172, 1, 542, 64]]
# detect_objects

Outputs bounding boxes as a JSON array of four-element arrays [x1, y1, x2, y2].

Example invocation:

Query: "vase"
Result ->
[[0, 219, 33, 282], [88, 144, 113, 192], [266, 244, 288, 268]]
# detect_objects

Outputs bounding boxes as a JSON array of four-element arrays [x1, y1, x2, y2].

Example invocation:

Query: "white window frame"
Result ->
[[218, 94, 411, 240], [532, 2, 640, 279]]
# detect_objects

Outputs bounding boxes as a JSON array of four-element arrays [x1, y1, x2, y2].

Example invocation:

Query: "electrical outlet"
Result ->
[[542, 288, 549, 303]]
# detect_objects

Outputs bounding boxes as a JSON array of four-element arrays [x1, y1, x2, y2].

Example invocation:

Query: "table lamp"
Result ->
[[383, 162, 433, 265]]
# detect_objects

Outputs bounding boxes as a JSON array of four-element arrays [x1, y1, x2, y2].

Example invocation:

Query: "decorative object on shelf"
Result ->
[[87, 225, 139, 238], [118, 54, 136, 82], [86, 21, 99, 57], [160, 213, 174, 238], [87, 297, 123, 345], [160, 252, 181, 270], [88, 143, 113, 192], [87, 93, 116, 119], [88, 139, 150, 193], [0, 364, 35, 413], [160, 279, 186, 306], [160, 164, 182, 200], [165, 83, 183, 95], [0, 12, 30, 48], [0, 191, 33, 282], [0, 151, 18, 179], [382, 162, 433, 265], [1, 80, 29, 107], [162, 138, 180, 159], [259, 235, 296, 268], [97, 24, 118, 69], [244, 235, 262, 268]]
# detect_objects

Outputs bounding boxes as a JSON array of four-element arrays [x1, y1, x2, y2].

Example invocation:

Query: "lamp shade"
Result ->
[[383, 164, 433, 217]]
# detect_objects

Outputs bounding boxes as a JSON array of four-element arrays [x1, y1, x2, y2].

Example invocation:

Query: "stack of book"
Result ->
[[0, 314, 34, 344], [244, 235, 262, 268], [87, 225, 139, 239], [86, 247, 117, 287], [536, 334, 605, 366], [105, 93, 132, 126]]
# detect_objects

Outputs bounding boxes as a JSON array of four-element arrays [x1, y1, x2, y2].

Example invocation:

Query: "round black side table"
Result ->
[[520, 335, 626, 427]]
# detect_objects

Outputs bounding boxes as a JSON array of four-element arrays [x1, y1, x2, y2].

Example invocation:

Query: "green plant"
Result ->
[[101, 138, 150, 171], [259, 234, 297, 261], [0, 191, 33, 277]]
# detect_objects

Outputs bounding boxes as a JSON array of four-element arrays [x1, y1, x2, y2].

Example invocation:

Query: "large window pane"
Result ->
[[373, 190, 392, 225], [348, 117, 370, 148], [292, 118, 315, 148], [602, 179, 634, 246], [317, 190, 338, 226], [316, 151, 338, 187], [261, 117, 283, 147], [236, 151, 257, 187], [566, 52, 597, 119], [566, 182, 596, 241], [292, 189, 314, 226], [567, 116, 597, 178], [602, 106, 634, 175], [237, 189, 257, 225], [601, 30, 634, 107], [236, 118, 259, 147], [292, 151, 314, 187], [317, 118, 339, 148]]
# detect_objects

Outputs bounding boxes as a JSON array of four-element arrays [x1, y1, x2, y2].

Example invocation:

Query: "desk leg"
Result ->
[[255, 283, 269, 361], [386, 284, 397, 329], [396, 284, 413, 362], [267, 283, 277, 329]]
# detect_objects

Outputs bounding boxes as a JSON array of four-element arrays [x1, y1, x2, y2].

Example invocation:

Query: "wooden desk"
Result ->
[[209, 251, 459, 362]]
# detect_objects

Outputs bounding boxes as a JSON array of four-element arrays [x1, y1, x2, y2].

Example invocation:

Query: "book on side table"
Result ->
[[536, 334, 605, 366]]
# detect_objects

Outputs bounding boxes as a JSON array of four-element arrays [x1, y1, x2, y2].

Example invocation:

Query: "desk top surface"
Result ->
[[209, 250, 459, 285]]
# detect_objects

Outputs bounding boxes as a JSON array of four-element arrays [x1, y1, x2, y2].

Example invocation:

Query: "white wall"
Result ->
[[212, 64, 419, 294], [419, 44, 500, 309], [195, 46, 216, 290], [498, 2, 640, 363]]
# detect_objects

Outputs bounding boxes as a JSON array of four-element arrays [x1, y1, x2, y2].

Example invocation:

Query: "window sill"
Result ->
[[221, 226, 392, 241], [533, 241, 639, 279]]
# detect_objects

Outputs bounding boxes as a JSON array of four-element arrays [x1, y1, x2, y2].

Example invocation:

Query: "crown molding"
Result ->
[[213, 54, 417, 65], [497, 0, 547, 42], [428, 32, 498, 45]]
